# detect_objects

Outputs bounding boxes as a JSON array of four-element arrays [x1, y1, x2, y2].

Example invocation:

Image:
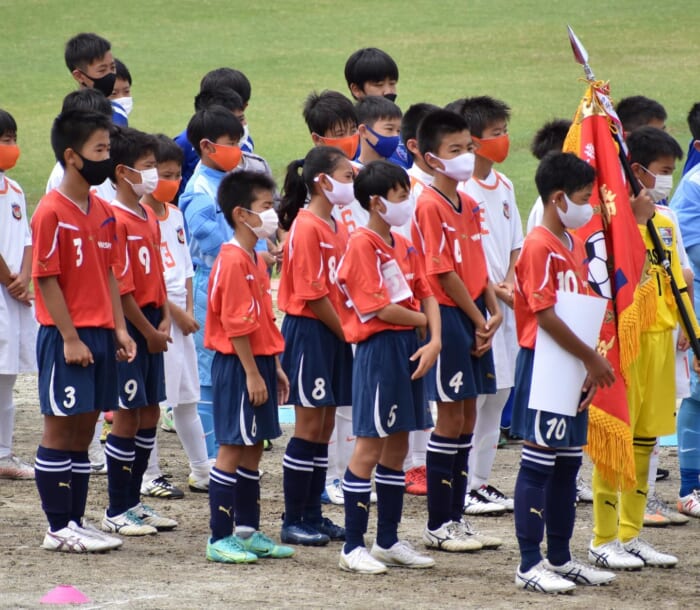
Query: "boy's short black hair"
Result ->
[[417, 109, 469, 157], [64, 32, 111, 72], [194, 87, 245, 112], [51, 109, 112, 166], [356, 96, 402, 127], [616, 95, 667, 133], [354, 160, 410, 210], [303, 90, 358, 135], [530, 119, 572, 160], [445, 96, 510, 138], [218, 170, 276, 228], [344, 48, 399, 90], [186, 105, 244, 155], [627, 126, 683, 168], [199, 68, 251, 104], [0, 109, 18, 139], [153, 134, 184, 165], [108, 126, 157, 181], [400, 103, 441, 145], [61, 89, 112, 117], [114, 58, 132, 85], [687, 103, 700, 141], [535, 152, 596, 201]]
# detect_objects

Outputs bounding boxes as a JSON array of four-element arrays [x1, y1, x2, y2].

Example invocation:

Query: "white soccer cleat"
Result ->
[[0, 454, 35, 480], [678, 490, 700, 518], [132, 503, 178, 530], [543, 557, 615, 585], [370, 540, 435, 569], [455, 518, 502, 549], [463, 489, 507, 516], [339, 546, 388, 574], [80, 518, 123, 549], [102, 509, 157, 536], [474, 484, 514, 511], [324, 479, 345, 505], [588, 539, 644, 570], [622, 537, 677, 568], [576, 476, 593, 503], [423, 521, 482, 552], [42, 521, 113, 553], [515, 561, 577, 594], [646, 491, 688, 525]]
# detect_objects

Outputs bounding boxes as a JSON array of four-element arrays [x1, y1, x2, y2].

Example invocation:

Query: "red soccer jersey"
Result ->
[[205, 239, 284, 356], [514, 226, 590, 349], [337, 228, 433, 343], [278, 209, 349, 318], [111, 201, 167, 308], [411, 186, 489, 305]]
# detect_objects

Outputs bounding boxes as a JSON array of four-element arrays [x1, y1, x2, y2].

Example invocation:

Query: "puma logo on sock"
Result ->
[[356, 501, 369, 513], [58, 481, 71, 489], [529, 507, 544, 519], [441, 479, 452, 488], [604, 500, 618, 510], [218, 505, 232, 518]]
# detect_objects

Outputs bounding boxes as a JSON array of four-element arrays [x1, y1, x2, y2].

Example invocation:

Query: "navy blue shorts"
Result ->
[[510, 348, 588, 448], [118, 305, 166, 409], [37, 325, 118, 416], [427, 300, 496, 403], [352, 330, 433, 438], [211, 352, 282, 446], [281, 315, 353, 408]]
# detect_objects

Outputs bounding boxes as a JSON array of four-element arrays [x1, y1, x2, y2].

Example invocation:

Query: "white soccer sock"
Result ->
[[172, 402, 210, 478], [412, 428, 430, 468], [334, 406, 355, 480], [469, 388, 510, 490], [326, 426, 338, 485], [144, 435, 161, 482], [647, 439, 660, 495], [0, 375, 17, 459]]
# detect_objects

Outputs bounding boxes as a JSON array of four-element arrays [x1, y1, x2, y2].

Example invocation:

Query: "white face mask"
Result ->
[[317, 174, 355, 208], [642, 166, 673, 202], [245, 208, 279, 239], [428, 152, 475, 182], [378, 195, 414, 227], [557, 193, 593, 229], [113, 97, 133, 116], [126, 167, 158, 196]]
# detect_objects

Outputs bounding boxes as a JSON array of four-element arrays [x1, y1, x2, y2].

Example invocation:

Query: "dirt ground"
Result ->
[[2, 374, 699, 609]]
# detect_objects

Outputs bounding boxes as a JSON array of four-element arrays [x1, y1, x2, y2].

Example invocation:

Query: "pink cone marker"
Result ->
[[40, 585, 91, 605]]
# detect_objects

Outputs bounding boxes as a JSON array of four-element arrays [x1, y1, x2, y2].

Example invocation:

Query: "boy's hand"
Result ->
[[64, 337, 94, 367], [584, 352, 616, 388], [578, 375, 597, 412], [630, 188, 655, 224], [276, 367, 290, 405], [410, 339, 441, 380], [677, 333, 690, 352], [473, 313, 501, 356], [495, 282, 514, 308], [172, 307, 200, 336], [146, 329, 172, 354], [115, 328, 137, 362], [247, 371, 268, 407], [7, 272, 31, 303]]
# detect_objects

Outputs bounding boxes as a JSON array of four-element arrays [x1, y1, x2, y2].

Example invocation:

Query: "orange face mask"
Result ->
[[0, 144, 20, 171], [152, 178, 181, 203], [206, 141, 243, 172], [317, 133, 360, 160], [474, 134, 510, 164]]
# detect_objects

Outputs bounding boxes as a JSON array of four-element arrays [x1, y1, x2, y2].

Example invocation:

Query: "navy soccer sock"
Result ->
[[545, 448, 582, 566], [129, 427, 156, 508], [35, 446, 73, 531], [426, 433, 459, 530], [282, 437, 316, 526], [235, 466, 260, 533], [69, 450, 91, 524], [209, 467, 236, 542], [451, 433, 472, 522], [304, 442, 329, 524], [680, 468, 700, 498], [375, 464, 405, 550], [105, 433, 136, 517], [513, 445, 555, 572], [342, 468, 372, 553]]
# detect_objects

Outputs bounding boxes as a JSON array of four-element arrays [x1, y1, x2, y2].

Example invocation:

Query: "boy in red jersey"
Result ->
[[205, 170, 293, 563], [411, 109, 503, 552], [102, 127, 175, 537], [32, 110, 135, 552]]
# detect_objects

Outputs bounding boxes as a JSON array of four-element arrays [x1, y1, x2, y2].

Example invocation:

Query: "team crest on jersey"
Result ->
[[176, 227, 185, 244], [502, 201, 510, 219], [11, 203, 21, 220], [659, 227, 673, 247]]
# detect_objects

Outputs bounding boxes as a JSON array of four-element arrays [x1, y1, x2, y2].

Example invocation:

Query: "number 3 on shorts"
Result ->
[[545, 417, 567, 441], [124, 379, 138, 403]]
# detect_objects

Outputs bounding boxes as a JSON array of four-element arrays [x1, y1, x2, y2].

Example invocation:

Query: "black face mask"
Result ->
[[81, 70, 116, 97], [76, 153, 112, 186], [383, 93, 398, 103]]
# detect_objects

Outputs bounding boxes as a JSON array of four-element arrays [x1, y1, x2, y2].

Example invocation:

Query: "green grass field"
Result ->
[[2, 0, 698, 213]]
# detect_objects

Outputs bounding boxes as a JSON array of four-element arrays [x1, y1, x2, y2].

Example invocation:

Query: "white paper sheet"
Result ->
[[528, 290, 607, 417]]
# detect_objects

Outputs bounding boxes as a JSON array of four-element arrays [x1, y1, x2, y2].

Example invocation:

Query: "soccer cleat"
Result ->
[[645, 491, 688, 526], [188, 473, 210, 493], [677, 489, 700, 517], [322, 479, 344, 505], [656, 467, 670, 482], [339, 546, 388, 574], [588, 539, 644, 570], [0, 454, 34, 480], [263, 439, 273, 451], [141, 475, 185, 499], [575, 476, 593, 503], [370, 540, 435, 568], [455, 518, 502, 549], [80, 519, 123, 550], [238, 531, 295, 558], [42, 521, 113, 553], [133, 503, 178, 530], [622, 537, 677, 568], [160, 407, 175, 433], [543, 557, 615, 585], [309, 516, 345, 540], [99, 420, 111, 443], [475, 484, 513, 511], [280, 522, 330, 546], [463, 489, 507, 516], [423, 521, 482, 552], [405, 465, 428, 496], [206, 535, 258, 564], [88, 438, 107, 475], [102, 509, 157, 536], [515, 561, 577, 594]]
